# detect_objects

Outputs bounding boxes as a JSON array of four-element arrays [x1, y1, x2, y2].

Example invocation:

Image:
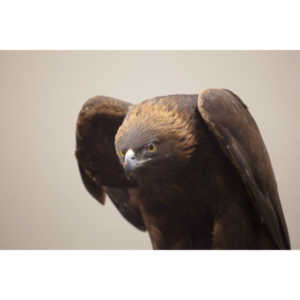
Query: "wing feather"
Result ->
[[75, 96, 146, 231], [198, 89, 290, 249]]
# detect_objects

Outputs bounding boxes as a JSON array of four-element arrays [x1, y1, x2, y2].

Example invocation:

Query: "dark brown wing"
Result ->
[[198, 89, 290, 249], [75, 96, 146, 231]]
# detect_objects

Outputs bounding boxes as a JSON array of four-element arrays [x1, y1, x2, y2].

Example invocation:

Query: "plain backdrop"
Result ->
[[0, 51, 299, 249]]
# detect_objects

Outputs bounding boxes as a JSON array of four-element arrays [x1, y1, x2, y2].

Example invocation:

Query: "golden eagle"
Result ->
[[75, 89, 290, 249]]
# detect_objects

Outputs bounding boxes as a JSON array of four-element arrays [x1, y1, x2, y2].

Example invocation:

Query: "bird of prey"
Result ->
[[75, 89, 290, 249]]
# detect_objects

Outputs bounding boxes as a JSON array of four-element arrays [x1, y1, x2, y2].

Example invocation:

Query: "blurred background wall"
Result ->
[[0, 51, 299, 249]]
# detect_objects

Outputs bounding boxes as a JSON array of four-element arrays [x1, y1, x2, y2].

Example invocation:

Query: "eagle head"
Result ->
[[115, 97, 198, 181]]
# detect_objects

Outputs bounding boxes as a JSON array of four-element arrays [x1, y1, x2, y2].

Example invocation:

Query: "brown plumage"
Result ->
[[75, 89, 290, 249]]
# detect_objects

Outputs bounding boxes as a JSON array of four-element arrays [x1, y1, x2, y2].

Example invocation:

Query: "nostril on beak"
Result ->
[[125, 149, 136, 160]]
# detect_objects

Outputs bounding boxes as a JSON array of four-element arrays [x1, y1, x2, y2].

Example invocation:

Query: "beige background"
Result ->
[[0, 51, 299, 249]]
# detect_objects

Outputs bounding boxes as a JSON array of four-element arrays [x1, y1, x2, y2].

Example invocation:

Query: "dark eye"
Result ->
[[146, 143, 157, 153]]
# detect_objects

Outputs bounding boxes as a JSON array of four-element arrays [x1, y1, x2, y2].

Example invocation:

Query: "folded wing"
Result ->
[[75, 96, 146, 231], [198, 89, 290, 249]]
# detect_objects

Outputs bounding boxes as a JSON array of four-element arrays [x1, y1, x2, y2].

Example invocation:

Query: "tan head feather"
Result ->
[[115, 97, 198, 159]]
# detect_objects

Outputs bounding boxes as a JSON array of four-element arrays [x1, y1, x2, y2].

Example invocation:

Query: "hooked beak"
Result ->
[[124, 149, 138, 178]]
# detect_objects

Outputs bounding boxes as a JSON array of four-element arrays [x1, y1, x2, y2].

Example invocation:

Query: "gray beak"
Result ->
[[124, 149, 137, 178]]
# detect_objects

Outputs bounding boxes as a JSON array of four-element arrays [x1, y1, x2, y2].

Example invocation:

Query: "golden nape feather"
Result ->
[[116, 96, 198, 160]]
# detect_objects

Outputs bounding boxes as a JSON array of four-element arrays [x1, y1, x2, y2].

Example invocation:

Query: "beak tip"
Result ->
[[124, 164, 131, 179]]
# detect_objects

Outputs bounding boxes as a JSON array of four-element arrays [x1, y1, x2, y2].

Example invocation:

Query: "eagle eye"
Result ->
[[120, 149, 126, 157], [146, 143, 157, 153]]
